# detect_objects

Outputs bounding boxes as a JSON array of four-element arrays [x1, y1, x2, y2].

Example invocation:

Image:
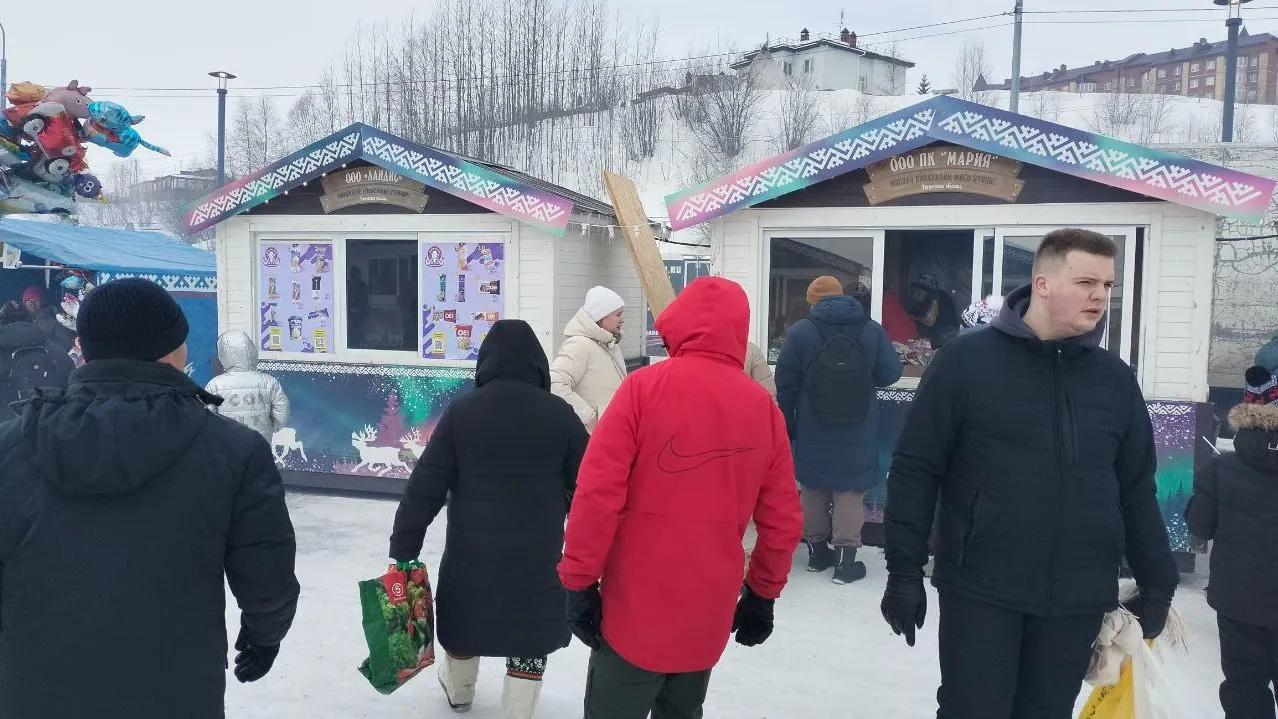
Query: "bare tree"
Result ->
[[823, 94, 878, 135], [953, 41, 995, 105], [226, 95, 286, 178], [1234, 101, 1258, 143], [881, 42, 910, 95], [682, 61, 765, 158], [1089, 89, 1171, 143], [775, 75, 821, 151], [1026, 91, 1063, 123]]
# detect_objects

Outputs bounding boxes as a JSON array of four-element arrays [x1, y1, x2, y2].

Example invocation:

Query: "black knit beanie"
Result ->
[[77, 278, 189, 362]]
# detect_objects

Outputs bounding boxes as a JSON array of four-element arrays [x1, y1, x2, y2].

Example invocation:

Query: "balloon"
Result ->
[[0, 80, 167, 217], [83, 101, 170, 158]]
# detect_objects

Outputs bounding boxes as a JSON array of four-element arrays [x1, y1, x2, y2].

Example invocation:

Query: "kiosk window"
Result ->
[[883, 230, 975, 376], [346, 239, 419, 353], [766, 236, 874, 363]]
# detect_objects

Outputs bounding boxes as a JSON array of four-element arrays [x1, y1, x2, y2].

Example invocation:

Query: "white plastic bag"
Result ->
[[1130, 640, 1200, 719]]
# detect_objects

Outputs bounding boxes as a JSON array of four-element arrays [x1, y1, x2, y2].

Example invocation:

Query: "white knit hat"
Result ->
[[583, 286, 625, 322]]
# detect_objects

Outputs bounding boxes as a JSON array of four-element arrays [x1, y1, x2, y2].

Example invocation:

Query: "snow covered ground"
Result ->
[[226, 492, 1227, 718]]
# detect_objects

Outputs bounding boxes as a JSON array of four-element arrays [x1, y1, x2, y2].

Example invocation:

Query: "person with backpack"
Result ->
[[775, 275, 903, 585], [0, 301, 74, 416]]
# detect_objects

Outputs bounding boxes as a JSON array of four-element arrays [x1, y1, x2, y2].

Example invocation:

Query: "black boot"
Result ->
[[805, 540, 835, 572], [832, 547, 868, 584]]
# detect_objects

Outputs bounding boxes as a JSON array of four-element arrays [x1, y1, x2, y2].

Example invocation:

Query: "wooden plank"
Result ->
[[602, 171, 677, 316]]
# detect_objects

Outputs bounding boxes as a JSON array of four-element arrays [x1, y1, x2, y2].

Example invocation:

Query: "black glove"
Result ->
[[1122, 587, 1173, 640], [732, 585, 775, 647], [566, 584, 603, 650], [233, 628, 280, 683], [880, 573, 927, 647]]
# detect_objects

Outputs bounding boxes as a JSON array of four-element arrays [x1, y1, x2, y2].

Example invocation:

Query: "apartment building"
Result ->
[[980, 29, 1278, 104]]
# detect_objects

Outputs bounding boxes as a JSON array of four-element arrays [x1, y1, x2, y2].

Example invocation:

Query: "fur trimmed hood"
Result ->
[[1229, 402, 1278, 432]]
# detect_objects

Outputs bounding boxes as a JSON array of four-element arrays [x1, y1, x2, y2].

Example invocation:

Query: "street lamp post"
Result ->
[[1216, 0, 1253, 142], [1, 21, 8, 111], [209, 71, 236, 187]]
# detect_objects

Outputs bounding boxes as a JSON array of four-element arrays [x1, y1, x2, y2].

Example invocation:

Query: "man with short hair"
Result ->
[[881, 229, 1178, 718], [0, 278, 300, 719]]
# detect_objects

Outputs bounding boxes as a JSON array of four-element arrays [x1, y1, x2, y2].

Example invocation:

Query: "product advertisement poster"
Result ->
[[260, 241, 334, 354], [419, 242, 504, 361]]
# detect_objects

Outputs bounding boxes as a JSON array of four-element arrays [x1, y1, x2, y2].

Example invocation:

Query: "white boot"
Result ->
[[499, 675, 543, 719], [438, 653, 480, 713]]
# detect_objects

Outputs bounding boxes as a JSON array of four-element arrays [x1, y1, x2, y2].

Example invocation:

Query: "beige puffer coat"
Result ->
[[550, 307, 627, 432], [744, 341, 776, 399]]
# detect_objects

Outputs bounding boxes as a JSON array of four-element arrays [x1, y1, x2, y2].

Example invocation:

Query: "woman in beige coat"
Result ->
[[550, 286, 627, 433], [742, 339, 776, 566]]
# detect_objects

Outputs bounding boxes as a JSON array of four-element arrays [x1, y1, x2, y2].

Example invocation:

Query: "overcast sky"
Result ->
[[5, 0, 1277, 179]]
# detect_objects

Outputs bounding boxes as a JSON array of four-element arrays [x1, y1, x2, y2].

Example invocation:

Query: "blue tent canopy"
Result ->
[[0, 219, 214, 275]]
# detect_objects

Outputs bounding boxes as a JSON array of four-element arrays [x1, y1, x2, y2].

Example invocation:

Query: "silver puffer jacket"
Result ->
[[205, 330, 290, 439]]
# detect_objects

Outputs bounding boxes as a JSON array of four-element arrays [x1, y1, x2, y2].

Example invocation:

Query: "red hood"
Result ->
[[654, 276, 748, 366]]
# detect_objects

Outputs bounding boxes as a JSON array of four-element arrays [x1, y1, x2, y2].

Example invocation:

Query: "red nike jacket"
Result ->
[[559, 276, 803, 674]]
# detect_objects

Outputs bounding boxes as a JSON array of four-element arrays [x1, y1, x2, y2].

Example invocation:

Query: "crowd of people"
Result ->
[[0, 228, 1275, 719]]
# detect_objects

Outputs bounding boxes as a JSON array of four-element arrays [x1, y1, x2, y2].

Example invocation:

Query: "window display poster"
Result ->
[[260, 242, 334, 354], [420, 242, 504, 361]]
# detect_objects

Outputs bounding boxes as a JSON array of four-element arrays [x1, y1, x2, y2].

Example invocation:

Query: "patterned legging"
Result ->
[[448, 652, 547, 680]]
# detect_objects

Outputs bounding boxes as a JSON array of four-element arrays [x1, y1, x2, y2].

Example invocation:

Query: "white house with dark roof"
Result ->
[[730, 28, 914, 94]]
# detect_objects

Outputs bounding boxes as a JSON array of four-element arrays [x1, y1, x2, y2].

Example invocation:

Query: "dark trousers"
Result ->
[[937, 591, 1103, 719], [584, 640, 713, 719], [1219, 614, 1278, 719]]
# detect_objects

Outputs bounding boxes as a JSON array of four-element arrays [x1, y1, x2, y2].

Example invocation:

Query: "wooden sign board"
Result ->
[[320, 167, 429, 213], [601, 171, 677, 317], [863, 144, 1024, 205]]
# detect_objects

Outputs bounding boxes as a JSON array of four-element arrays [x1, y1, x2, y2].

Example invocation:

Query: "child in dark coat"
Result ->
[[1187, 364, 1278, 719]]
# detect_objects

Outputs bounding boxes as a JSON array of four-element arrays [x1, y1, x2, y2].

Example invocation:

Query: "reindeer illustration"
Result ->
[[271, 427, 308, 465], [399, 429, 425, 461], [351, 425, 409, 476]]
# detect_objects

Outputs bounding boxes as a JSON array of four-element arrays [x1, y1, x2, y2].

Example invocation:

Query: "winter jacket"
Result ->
[[744, 341, 776, 399], [885, 284, 1178, 618], [559, 276, 803, 674], [391, 320, 588, 659], [0, 321, 75, 415], [1186, 402, 1278, 629], [774, 296, 904, 493], [550, 307, 627, 432], [33, 305, 76, 353], [0, 360, 299, 719], [206, 331, 290, 440]]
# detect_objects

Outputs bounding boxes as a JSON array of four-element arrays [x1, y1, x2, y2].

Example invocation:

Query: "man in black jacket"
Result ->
[[881, 229, 1178, 719], [0, 278, 300, 719]]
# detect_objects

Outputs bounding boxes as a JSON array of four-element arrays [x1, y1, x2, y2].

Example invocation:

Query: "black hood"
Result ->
[[475, 320, 550, 390], [21, 359, 221, 497], [1228, 402, 1278, 475], [991, 284, 1107, 348]]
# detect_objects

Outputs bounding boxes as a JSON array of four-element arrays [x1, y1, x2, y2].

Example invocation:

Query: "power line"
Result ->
[[83, 12, 1014, 94], [1024, 6, 1278, 14]]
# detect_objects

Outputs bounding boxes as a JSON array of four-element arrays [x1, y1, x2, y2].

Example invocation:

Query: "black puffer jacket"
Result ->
[[1187, 402, 1278, 628], [0, 360, 300, 719], [886, 285, 1178, 617], [390, 320, 588, 658]]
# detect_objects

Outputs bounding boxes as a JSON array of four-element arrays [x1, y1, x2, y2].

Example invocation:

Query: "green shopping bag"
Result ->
[[357, 561, 437, 694]]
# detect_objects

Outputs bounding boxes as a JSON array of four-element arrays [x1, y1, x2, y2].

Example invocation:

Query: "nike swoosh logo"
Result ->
[[657, 436, 755, 474]]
